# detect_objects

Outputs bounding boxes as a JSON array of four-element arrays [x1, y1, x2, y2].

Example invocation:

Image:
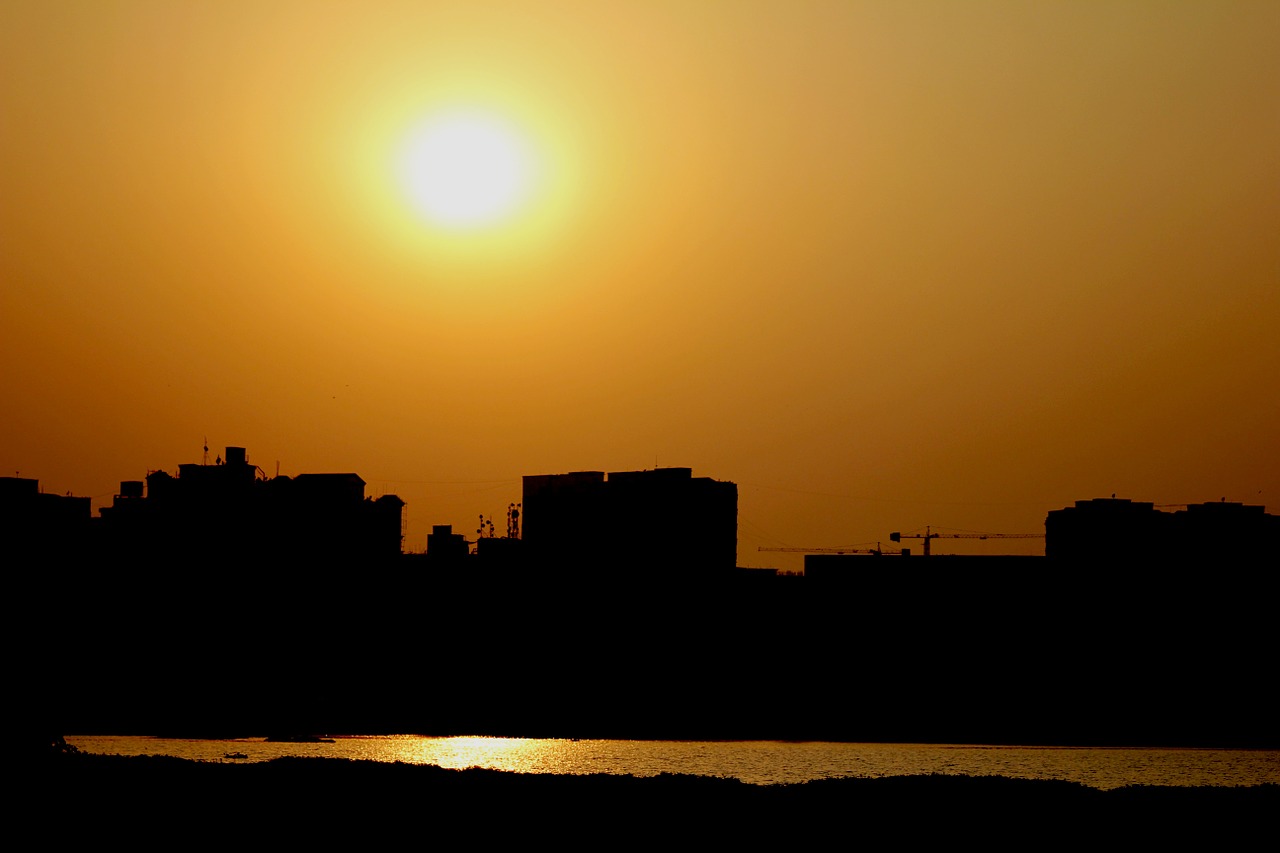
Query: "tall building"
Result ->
[[522, 467, 737, 574]]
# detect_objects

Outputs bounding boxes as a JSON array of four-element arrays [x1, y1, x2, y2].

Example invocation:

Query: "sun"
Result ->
[[398, 111, 534, 229]]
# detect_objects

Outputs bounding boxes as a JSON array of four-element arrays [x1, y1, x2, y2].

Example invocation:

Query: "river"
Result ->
[[65, 735, 1279, 790]]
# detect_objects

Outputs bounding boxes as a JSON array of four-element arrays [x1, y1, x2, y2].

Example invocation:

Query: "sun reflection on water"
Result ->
[[410, 736, 573, 774]]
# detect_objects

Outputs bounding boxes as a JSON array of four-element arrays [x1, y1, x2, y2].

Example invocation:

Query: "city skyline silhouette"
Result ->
[[16, 440, 1277, 748], [7, 442, 1276, 566]]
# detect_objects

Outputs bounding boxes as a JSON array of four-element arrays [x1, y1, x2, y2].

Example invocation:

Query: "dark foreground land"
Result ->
[[41, 752, 1278, 846], [41, 561, 1277, 747]]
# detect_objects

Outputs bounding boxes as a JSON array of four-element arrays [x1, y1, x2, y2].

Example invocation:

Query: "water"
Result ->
[[65, 735, 1280, 790]]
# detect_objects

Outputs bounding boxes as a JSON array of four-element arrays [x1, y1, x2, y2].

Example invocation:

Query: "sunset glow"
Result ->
[[2, 2, 1276, 567]]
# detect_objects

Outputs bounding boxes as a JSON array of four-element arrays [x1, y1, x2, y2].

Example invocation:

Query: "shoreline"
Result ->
[[43, 752, 1279, 843]]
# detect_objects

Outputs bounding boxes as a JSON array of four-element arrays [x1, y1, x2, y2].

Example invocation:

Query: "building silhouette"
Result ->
[[1044, 497, 1276, 563], [1, 476, 92, 560], [522, 467, 737, 575], [426, 524, 469, 564], [95, 446, 404, 564]]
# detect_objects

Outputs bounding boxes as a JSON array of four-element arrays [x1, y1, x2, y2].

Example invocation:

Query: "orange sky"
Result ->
[[4, 2, 1277, 569]]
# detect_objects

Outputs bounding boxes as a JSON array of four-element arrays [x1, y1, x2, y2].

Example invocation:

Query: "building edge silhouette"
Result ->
[[7, 445, 1277, 575]]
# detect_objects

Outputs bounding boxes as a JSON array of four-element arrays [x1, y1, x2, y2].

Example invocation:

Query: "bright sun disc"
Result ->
[[399, 112, 533, 228]]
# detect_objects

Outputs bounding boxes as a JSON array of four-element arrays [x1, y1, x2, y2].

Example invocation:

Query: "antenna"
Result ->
[[203, 437, 210, 466]]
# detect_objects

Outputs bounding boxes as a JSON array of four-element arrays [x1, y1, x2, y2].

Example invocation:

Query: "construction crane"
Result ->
[[759, 543, 903, 556], [889, 526, 1044, 557]]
